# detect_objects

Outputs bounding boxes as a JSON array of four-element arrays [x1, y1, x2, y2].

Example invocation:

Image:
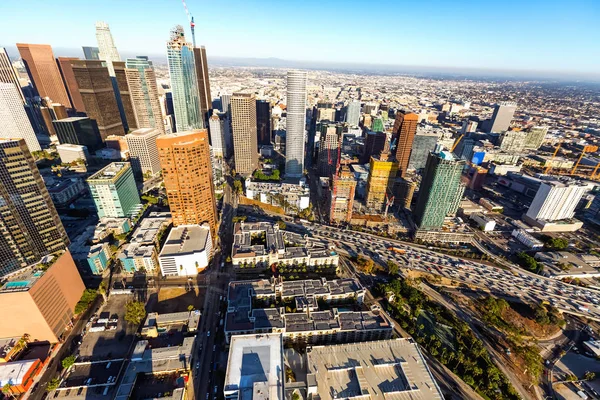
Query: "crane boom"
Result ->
[[181, 0, 196, 47]]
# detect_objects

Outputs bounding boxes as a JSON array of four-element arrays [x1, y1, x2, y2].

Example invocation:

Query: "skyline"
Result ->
[[0, 0, 599, 80]]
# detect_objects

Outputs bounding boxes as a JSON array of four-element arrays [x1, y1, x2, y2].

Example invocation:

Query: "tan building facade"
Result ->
[[193, 46, 212, 120], [157, 130, 217, 237], [329, 165, 357, 223], [231, 93, 258, 175], [113, 61, 138, 131], [0, 250, 85, 343], [365, 155, 398, 211], [56, 57, 86, 112], [393, 111, 419, 177]]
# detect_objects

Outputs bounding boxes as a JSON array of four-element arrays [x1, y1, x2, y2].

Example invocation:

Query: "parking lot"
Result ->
[[554, 351, 600, 399], [62, 360, 124, 388], [130, 373, 185, 399]]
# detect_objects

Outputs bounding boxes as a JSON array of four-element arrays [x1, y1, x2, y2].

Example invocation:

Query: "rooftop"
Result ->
[[54, 116, 89, 123], [306, 339, 443, 400], [0, 359, 38, 386], [0, 253, 60, 293], [127, 128, 161, 137], [88, 162, 130, 181], [160, 224, 210, 257]]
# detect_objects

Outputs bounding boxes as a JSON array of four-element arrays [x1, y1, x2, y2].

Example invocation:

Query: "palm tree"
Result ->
[[2, 383, 16, 399]]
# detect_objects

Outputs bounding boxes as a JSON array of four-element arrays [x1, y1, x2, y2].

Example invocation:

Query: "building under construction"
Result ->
[[365, 153, 398, 212], [316, 122, 343, 178], [329, 165, 357, 224]]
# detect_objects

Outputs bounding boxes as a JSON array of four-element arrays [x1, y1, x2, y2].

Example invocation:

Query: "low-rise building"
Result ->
[[245, 179, 310, 212], [46, 177, 87, 207], [470, 213, 496, 232], [511, 229, 544, 250], [479, 197, 504, 213], [119, 212, 171, 273], [534, 252, 600, 279], [56, 143, 89, 164], [93, 218, 132, 242], [158, 224, 212, 277], [87, 243, 111, 275], [141, 311, 200, 337], [0, 359, 43, 396], [231, 222, 338, 271]]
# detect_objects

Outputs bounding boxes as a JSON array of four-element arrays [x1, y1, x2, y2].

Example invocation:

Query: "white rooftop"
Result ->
[[0, 359, 37, 386], [160, 224, 210, 257]]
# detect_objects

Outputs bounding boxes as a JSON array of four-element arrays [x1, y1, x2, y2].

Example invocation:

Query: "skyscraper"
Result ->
[[346, 100, 360, 126], [52, 117, 103, 151], [317, 123, 343, 177], [56, 57, 86, 112], [498, 130, 527, 152], [0, 47, 25, 103], [0, 83, 40, 152], [256, 99, 271, 146], [392, 111, 419, 177], [487, 102, 517, 133], [285, 70, 307, 178], [193, 46, 212, 120], [167, 26, 202, 132], [87, 162, 141, 218], [525, 181, 587, 222], [408, 132, 438, 170], [208, 111, 226, 158], [329, 165, 357, 224], [413, 151, 465, 230], [125, 56, 164, 133], [361, 131, 388, 164], [82, 46, 100, 60], [113, 61, 138, 131], [16, 43, 71, 107], [125, 128, 162, 180], [365, 154, 398, 212], [231, 93, 258, 175], [0, 139, 69, 276], [95, 21, 120, 77], [524, 126, 548, 150], [221, 94, 231, 114], [70, 59, 124, 139], [157, 129, 217, 237]]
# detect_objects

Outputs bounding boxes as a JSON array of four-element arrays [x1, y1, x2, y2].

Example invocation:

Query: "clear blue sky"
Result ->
[[1, 0, 599, 75]]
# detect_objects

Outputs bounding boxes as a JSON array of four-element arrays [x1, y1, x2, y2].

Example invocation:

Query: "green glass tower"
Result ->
[[371, 117, 384, 133], [413, 151, 465, 230], [87, 162, 141, 218]]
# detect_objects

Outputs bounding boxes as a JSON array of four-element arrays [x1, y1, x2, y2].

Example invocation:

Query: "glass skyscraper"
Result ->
[[125, 56, 164, 133], [87, 162, 141, 218], [167, 26, 202, 132]]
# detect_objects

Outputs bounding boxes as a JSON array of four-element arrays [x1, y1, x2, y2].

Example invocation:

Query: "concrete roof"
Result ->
[[0, 359, 37, 386], [160, 224, 210, 257]]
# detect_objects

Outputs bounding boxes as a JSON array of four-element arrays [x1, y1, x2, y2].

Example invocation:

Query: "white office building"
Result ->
[[158, 224, 212, 277], [125, 128, 162, 178], [525, 181, 588, 222], [285, 70, 307, 178], [95, 21, 120, 77], [208, 111, 226, 158], [346, 100, 360, 126], [56, 143, 89, 164], [0, 82, 40, 152], [488, 102, 517, 133]]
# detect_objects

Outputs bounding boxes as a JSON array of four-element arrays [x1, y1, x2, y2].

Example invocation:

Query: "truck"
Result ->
[[387, 246, 406, 255], [579, 305, 590, 313]]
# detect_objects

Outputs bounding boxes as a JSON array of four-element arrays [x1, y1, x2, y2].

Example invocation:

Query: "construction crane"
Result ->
[[450, 134, 464, 153], [592, 162, 600, 180], [571, 145, 599, 175], [544, 141, 562, 175], [182, 0, 196, 47]]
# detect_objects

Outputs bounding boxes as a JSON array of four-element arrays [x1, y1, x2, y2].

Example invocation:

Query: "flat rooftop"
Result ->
[[306, 339, 443, 400], [55, 117, 89, 123], [88, 162, 130, 181], [0, 253, 60, 293], [160, 225, 210, 257]]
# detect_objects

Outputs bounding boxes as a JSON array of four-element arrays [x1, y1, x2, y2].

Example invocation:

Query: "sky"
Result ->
[[1, 0, 599, 77]]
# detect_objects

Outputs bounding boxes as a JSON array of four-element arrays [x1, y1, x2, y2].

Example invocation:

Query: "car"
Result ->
[[206, 394, 210, 400], [213, 345, 216, 352], [196, 362, 200, 369], [207, 331, 211, 337], [214, 386, 218, 394]]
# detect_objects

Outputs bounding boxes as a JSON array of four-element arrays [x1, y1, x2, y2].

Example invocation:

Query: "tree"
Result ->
[[46, 378, 61, 391], [187, 305, 195, 312], [291, 392, 300, 400], [124, 301, 146, 325], [61, 355, 76, 370], [277, 221, 287, 230], [2, 383, 15, 399], [566, 373, 577, 382], [386, 261, 399, 276], [233, 180, 243, 195], [584, 371, 596, 381], [544, 236, 569, 250]]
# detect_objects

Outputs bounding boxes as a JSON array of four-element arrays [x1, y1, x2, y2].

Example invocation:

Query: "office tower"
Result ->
[[461, 119, 478, 134], [256, 99, 272, 146], [372, 117, 384, 133], [363, 114, 372, 129], [55, 57, 85, 112], [317, 123, 343, 177], [329, 165, 357, 223], [40, 106, 56, 136], [167, 26, 202, 132], [16, 43, 71, 107], [346, 100, 360, 126], [125, 56, 164, 133], [70, 60, 124, 139], [393, 178, 417, 209], [413, 151, 466, 230], [364, 102, 378, 115], [193, 46, 212, 120], [0, 139, 69, 276], [56, 143, 89, 164], [212, 98, 222, 111], [88, 163, 140, 218], [0, 250, 85, 343], [286, 71, 307, 177], [50, 102, 67, 119], [457, 137, 475, 161], [469, 167, 487, 190], [157, 129, 217, 237], [392, 111, 419, 177], [498, 130, 527, 152], [95, 21, 120, 76], [525, 181, 587, 222], [488, 102, 517, 133], [231, 93, 258, 175], [53, 117, 103, 151], [113, 61, 138, 130], [317, 107, 336, 122], [221, 94, 232, 114], [361, 131, 388, 164], [82, 46, 100, 60], [125, 128, 162, 180], [0, 83, 40, 152], [524, 126, 548, 150], [208, 111, 226, 157], [366, 154, 398, 212], [408, 132, 438, 170], [0, 48, 25, 103]]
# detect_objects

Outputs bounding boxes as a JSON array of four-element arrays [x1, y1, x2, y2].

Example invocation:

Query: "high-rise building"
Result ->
[[346, 100, 360, 126], [0, 139, 69, 276], [0, 48, 25, 103], [16, 43, 71, 107], [167, 26, 202, 132], [413, 151, 466, 230], [53, 117, 103, 151], [231, 93, 258, 175], [393, 177, 417, 209], [317, 123, 343, 177], [125, 128, 162, 180], [208, 111, 226, 158], [256, 99, 272, 146], [498, 130, 527, 152], [82, 46, 100, 60], [87, 162, 141, 218], [524, 126, 548, 150], [285, 71, 307, 178], [70, 59, 124, 139], [361, 131, 388, 164], [365, 154, 398, 212], [157, 129, 217, 237], [392, 111, 419, 177], [0, 83, 40, 152], [95, 21, 120, 77], [124, 56, 164, 133], [408, 132, 438, 170], [317, 107, 336, 122], [371, 117, 384, 133], [525, 181, 587, 222], [55, 57, 86, 112], [113, 61, 138, 131], [193, 46, 212, 121], [487, 102, 517, 133], [329, 165, 357, 223]]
